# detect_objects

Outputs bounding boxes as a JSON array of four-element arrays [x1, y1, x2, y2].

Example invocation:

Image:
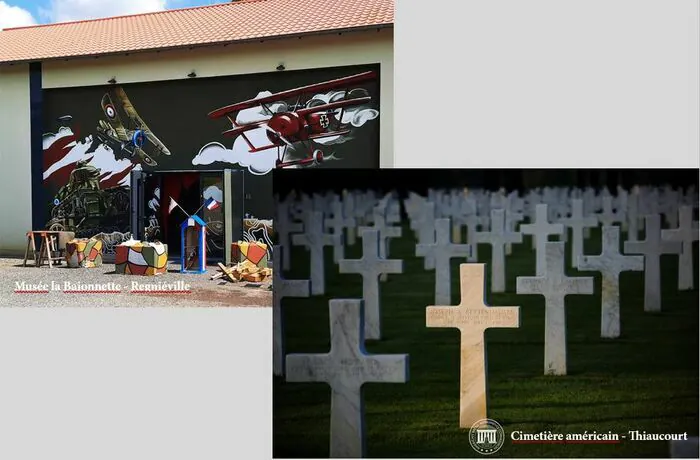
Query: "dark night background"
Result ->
[[41, 63, 381, 222], [273, 168, 700, 197]]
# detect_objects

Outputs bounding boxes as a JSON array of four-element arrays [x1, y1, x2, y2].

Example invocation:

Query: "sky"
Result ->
[[0, 0, 225, 29]]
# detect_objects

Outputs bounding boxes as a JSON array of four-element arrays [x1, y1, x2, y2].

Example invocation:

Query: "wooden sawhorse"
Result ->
[[23, 231, 65, 268]]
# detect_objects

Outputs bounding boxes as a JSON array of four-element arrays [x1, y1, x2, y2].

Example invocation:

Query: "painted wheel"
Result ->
[[312, 150, 324, 164], [49, 222, 65, 232]]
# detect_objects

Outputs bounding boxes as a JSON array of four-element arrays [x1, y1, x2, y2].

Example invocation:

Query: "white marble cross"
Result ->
[[627, 190, 640, 243], [358, 207, 402, 282], [342, 190, 357, 246], [598, 196, 624, 227], [475, 209, 523, 293], [292, 210, 338, 295], [273, 245, 311, 376], [417, 218, 473, 305], [504, 205, 524, 256], [426, 264, 520, 428], [325, 200, 356, 264], [661, 205, 699, 291], [276, 200, 303, 271], [462, 200, 480, 262], [559, 199, 598, 269], [624, 214, 683, 312], [577, 227, 643, 339], [520, 204, 565, 275], [414, 202, 437, 269], [285, 299, 409, 458], [339, 229, 403, 340], [516, 242, 594, 375]]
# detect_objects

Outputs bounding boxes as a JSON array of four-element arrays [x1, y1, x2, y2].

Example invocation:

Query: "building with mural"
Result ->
[[0, 0, 393, 260]]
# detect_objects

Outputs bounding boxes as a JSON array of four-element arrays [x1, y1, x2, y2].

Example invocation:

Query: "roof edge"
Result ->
[[0, 24, 393, 66], [1, 0, 266, 32]]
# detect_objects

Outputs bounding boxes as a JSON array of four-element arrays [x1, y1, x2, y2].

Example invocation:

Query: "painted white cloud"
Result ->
[[148, 187, 160, 212], [0, 1, 37, 29], [194, 99, 281, 175], [193, 140, 279, 176], [42, 126, 76, 149], [194, 88, 379, 173], [236, 92, 286, 124], [203, 185, 223, 203], [43, 127, 137, 187], [39, 0, 166, 23]]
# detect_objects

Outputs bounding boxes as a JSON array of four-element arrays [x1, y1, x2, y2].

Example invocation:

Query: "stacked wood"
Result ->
[[211, 260, 272, 283]]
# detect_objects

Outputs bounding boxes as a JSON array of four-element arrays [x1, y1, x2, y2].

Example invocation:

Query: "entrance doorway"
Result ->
[[130, 169, 244, 263]]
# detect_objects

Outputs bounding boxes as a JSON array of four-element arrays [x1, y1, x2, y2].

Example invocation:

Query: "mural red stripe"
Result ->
[[44, 162, 76, 187], [43, 134, 77, 171], [100, 164, 135, 189]]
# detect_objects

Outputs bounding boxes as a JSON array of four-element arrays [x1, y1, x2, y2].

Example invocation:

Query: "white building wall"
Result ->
[[0, 29, 393, 255], [0, 64, 33, 256]]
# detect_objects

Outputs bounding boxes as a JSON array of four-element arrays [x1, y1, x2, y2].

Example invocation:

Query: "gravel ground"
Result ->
[[0, 258, 272, 308]]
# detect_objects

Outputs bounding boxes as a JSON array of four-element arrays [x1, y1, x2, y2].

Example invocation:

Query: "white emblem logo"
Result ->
[[469, 419, 505, 455]]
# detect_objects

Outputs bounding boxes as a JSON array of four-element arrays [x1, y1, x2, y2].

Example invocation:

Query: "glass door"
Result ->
[[223, 169, 245, 265], [200, 172, 226, 261]]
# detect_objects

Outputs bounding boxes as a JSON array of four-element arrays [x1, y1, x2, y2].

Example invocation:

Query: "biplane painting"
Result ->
[[40, 64, 381, 247]]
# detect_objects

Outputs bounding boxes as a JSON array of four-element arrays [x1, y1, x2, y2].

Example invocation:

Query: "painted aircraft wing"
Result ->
[[308, 130, 351, 141], [134, 146, 158, 166], [207, 71, 378, 119], [101, 93, 130, 142], [221, 120, 269, 137], [111, 86, 171, 156], [112, 87, 144, 129], [295, 96, 372, 116]]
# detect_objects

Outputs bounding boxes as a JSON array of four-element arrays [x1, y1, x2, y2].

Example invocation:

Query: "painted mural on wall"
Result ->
[[41, 64, 381, 254]]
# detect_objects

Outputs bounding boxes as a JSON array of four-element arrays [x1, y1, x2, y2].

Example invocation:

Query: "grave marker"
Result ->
[[343, 190, 357, 245], [276, 200, 303, 271], [504, 205, 524, 256], [624, 214, 683, 312], [661, 205, 699, 291], [325, 200, 356, 264], [559, 199, 598, 269], [417, 218, 472, 305], [292, 210, 337, 295], [339, 229, 403, 340], [426, 264, 520, 428], [286, 299, 409, 458], [598, 196, 624, 227], [627, 190, 640, 242], [520, 204, 565, 275], [475, 209, 523, 293], [516, 242, 594, 375], [577, 227, 643, 338], [273, 246, 310, 376], [358, 208, 402, 282], [415, 202, 437, 269]]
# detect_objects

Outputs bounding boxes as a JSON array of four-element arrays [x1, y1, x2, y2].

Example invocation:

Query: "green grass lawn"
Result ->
[[273, 223, 699, 458]]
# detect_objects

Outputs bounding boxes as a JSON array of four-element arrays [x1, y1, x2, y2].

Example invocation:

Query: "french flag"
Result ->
[[204, 196, 221, 211]]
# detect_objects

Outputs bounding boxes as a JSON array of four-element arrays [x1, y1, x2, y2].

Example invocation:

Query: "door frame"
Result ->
[[129, 168, 244, 264]]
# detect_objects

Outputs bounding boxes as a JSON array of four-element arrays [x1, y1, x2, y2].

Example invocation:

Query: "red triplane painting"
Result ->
[[207, 71, 378, 169]]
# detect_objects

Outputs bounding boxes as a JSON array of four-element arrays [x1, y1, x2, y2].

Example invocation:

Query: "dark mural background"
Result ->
[[40, 63, 381, 243], [273, 168, 700, 197]]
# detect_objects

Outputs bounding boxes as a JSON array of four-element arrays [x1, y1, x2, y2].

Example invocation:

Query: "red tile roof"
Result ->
[[0, 0, 393, 64]]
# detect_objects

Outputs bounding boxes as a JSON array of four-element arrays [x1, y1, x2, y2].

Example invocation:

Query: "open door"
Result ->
[[130, 169, 245, 264], [223, 168, 245, 265]]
